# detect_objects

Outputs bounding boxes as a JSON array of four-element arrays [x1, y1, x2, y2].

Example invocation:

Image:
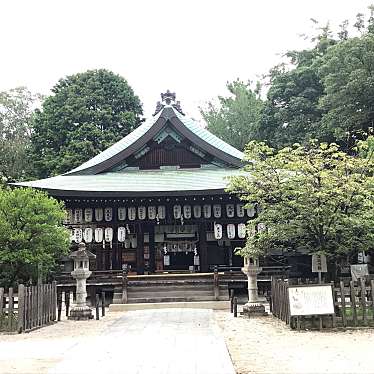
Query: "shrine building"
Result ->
[[15, 92, 257, 274]]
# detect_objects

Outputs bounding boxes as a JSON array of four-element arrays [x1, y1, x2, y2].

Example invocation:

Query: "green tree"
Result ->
[[228, 140, 374, 278], [30, 69, 143, 178], [0, 188, 70, 287], [201, 80, 264, 151], [0, 87, 41, 182], [259, 25, 336, 149], [318, 33, 374, 147]]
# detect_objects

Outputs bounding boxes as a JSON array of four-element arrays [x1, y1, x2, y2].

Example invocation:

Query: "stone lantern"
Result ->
[[241, 256, 267, 316], [68, 242, 96, 320]]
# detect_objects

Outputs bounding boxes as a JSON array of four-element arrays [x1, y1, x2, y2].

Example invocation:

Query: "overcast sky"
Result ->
[[1, 0, 373, 120]]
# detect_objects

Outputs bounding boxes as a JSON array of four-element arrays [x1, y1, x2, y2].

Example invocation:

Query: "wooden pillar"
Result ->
[[118, 243, 123, 270], [199, 223, 208, 272], [149, 226, 156, 273], [136, 229, 144, 275], [105, 246, 111, 270], [112, 242, 118, 270]]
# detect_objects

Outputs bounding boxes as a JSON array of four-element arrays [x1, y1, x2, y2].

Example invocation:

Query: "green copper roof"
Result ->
[[66, 106, 244, 175], [14, 168, 245, 196], [174, 110, 244, 160], [67, 110, 163, 174]]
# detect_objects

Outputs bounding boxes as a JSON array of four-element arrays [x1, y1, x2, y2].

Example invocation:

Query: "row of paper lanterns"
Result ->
[[214, 223, 246, 240], [70, 223, 249, 245], [65, 204, 256, 224], [70, 226, 136, 248]]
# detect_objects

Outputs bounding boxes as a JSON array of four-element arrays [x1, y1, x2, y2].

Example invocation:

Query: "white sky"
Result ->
[[1, 0, 373, 120]]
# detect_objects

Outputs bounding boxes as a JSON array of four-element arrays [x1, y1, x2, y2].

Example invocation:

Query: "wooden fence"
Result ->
[[270, 277, 291, 325], [271, 277, 374, 330], [0, 282, 57, 333]]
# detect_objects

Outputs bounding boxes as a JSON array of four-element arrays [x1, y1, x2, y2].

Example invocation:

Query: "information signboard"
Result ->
[[312, 254, 327, 273], [288, 285, 334, 316]]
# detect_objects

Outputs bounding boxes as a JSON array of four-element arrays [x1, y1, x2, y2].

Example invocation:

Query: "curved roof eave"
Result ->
[[13, 187, 228, 198], [65, 106, 244, 175]]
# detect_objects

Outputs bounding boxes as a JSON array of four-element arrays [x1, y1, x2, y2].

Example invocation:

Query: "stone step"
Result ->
[[123, 285, 226, 293], [109, 300, 230, 311], [112, 292, 229, 304], [126, 280, 218, 287], [127, 290, 215, 298], [126, 295, 229, 303], [112, 280, 229, 304]]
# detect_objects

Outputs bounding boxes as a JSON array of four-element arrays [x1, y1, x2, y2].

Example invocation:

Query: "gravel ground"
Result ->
[[0, 310, 121, 374], [215, 310, 374, 374]]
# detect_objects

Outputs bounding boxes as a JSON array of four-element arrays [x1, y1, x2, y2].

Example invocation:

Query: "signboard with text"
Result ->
[[288, 285, 334, 316], [312, 254, 327, 273]]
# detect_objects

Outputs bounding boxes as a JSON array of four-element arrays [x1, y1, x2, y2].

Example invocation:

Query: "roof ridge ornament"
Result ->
[[153, 90, 185, 116]]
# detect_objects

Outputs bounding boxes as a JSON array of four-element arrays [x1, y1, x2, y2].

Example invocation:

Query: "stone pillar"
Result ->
[[241, 257, 267, 316]]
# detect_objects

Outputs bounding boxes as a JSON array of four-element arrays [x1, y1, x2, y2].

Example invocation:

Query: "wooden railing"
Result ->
[[271, 277, 374, 330], [55, 270, 123, 285], [0, 282, 57, 333], [209, 265, 290, 278]]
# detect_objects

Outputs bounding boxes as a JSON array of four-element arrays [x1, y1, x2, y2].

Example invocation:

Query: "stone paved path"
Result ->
[[50, 308, 235, 374]]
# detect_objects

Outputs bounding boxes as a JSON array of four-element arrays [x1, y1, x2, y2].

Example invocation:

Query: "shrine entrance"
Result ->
[[154, 225, 200, 272], [156, 241, 200, 272]]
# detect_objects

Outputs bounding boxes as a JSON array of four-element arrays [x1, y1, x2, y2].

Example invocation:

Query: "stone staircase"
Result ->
[[112, 274, 229, 304]]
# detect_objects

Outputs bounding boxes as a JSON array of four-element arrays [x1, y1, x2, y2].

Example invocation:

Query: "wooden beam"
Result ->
[[199, 223, 208, 272]]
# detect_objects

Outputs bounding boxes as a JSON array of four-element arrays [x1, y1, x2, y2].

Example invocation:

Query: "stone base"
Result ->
[[241, 303, 268, 317], [109, 300, 230, 312], [68, 306, 94, 320]]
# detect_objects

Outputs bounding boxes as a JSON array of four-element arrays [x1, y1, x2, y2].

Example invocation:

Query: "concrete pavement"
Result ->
[[49, 308, 235, 374]]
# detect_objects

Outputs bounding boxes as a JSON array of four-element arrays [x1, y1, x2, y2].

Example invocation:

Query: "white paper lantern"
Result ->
[[84, 208, 93, 222], [74, 209, 83, 223], [130, 235, 137, 248], [193, 205, 201, 218], [236, 204, 245, 218], [138, 206, 146, 220], [227, 223, 236, 239], [118, 207, 126, 221], [173, 205, 182, 219], [95, 208, 103, 222], [104, 207, 113, 222], [128, 206, 136, 221], [104, 227, 113, 242], [194, 255, 200, 266], [226, 204, 235, 218], [247, 205, 256, 217], [183, 205, 192, 219], [74, 228, 83, 243], [64, 209, 73, 224], [238, 223, 246, 239], [83, 228, 93, 243], [203, 204, 211, 218], [148, 206, 156, 220], [124, 238, 131, 249], [94, 228, 103, 242], [214, 223, 223, 239], [157, 205, 166, 219], [118, 227, 126, 242], [213, 204, 221, 218], [69, 229, 74, 242]]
